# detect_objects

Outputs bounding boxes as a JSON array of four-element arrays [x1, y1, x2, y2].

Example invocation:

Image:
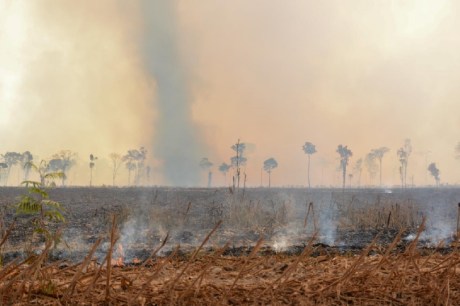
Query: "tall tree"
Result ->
[[427, 162, 440, 187], [109, 153, 123, 186], [336, 145, 353, 189], [370, 147, 390, 187], [230, 140, 247, 190], [199, 157, 213, 187], [397, 139, 412, 188], [218, 162, 231, 185], [302, 142, 317, 188], [263, 158, 278, 188], [89, 154, 98, 187]]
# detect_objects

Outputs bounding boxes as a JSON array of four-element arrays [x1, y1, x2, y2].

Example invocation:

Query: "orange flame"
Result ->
[[111, 243, 125, 267]]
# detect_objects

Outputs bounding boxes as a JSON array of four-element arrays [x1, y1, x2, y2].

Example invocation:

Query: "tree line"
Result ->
[[1, 139, 458, 188]]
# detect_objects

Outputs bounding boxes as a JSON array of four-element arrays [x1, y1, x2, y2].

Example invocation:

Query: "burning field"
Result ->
[[0, 187, 459, 304]]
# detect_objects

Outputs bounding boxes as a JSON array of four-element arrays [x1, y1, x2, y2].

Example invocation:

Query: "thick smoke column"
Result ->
[[141, 1, 201, 186]]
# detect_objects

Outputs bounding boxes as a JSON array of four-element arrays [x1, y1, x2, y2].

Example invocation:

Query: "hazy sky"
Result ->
[[1, 0, 459, 186]]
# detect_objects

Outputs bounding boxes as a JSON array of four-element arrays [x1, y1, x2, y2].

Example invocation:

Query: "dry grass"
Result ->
[[0, 224, 459, 305]]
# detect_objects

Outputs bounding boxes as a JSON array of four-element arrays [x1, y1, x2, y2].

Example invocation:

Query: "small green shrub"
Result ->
[[16, 180, 65, 244]]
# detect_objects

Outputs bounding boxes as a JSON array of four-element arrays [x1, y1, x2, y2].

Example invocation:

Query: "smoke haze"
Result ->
[[1, 1, 460, 186]]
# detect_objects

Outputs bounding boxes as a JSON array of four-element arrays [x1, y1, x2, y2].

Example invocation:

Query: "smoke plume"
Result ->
[[141, 1, 202, 186]]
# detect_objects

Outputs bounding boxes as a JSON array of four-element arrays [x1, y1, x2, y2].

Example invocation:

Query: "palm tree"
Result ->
[[302, 142, 317, 188], [263, 158, 278, 188], [336, 145, 353, 189]]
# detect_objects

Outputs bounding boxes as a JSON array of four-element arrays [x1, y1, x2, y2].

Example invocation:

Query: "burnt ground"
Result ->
[[0, 186, 459, 263]]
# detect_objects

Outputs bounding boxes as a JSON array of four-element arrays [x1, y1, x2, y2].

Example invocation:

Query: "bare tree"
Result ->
[[230, 140, 247, 190], [427, 162, 440, 187], [218, 162, 231, 185], [302, 142, 317, 188], [109, 153, 123, 186], [336, 145, 353, 189], [263, 158, 278, 188], [397, 139, 412, 188], [199, 157, 213, 187], [89, 154, 98, 187]]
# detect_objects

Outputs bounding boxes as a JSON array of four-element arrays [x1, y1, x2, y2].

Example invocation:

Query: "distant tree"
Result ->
[[20, 151, 33, 181], [1, 152, 22, 185], [456, 142, 460, 160], [348, 173, 354, 188], [365, 152, 378, 186], [125, 161, 136, 185], [302, 142, 317, 188], [336, 145, 353, 189], [218, 162, 231, 185], [353, 158, 363, 187], [199, 157, 213, 187], [0, 162, 7, 185], [263, 158, 278, 188], [145, 166, 151, 185], [49, 150, 77, 186], [427, 162, 440, 187], [89, 154, 98, 187], [230, 140, 247, 190], [27, 160, 64, 187], [397, 139, 412, 188], [109, 153, 123, 186], [370, 147, 390, 187], [123, 147, 148, 186]]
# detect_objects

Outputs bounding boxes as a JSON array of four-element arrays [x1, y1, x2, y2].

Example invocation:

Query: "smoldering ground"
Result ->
[[0, 187, 459, 263]]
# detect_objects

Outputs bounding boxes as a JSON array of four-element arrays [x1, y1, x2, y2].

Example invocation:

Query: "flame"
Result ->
[[111, 243, 125, 267]]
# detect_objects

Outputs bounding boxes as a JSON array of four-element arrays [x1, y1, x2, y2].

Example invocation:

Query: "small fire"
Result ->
[[111, 243, 125, 267]]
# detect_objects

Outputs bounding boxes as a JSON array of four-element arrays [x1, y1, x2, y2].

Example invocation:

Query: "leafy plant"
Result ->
[[16, 180, 65, 243]]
